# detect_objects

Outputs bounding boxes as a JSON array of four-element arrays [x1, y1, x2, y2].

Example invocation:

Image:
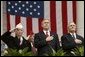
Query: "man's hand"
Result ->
[[27, 35, 34, 42], [9, 28, 16, 33], [46, 36, 53, 41], [74, 39, 82, 44]]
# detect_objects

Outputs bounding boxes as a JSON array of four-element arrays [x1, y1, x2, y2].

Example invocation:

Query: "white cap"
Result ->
[[15, 23, 23, 29]]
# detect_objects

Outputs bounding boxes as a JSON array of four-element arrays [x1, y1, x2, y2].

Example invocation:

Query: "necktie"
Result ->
[[46, 31, 51, 44], [72, 34, 75, 39], [46, 31, 49, 37]]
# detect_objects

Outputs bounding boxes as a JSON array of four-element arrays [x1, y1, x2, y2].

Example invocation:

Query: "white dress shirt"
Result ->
[[19, 37, 23, 45]]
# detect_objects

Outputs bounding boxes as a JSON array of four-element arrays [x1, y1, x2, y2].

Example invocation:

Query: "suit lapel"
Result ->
[[66, 33, 74, 41], [20, 37, 25, 46], [76, 34, 80, 39], [50, 32, 55, 40], [22, 37, 27, 45], [40, 31, 47, 39], [49, 32, 55, 43], [50, 32, 52, 36], [14, 36, 19, 47]]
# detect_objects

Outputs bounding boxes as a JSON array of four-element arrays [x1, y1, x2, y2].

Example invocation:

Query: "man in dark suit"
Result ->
[[34, 19, 60, 56], [1, 23, 31, 51], [61, 22, 84, 56]]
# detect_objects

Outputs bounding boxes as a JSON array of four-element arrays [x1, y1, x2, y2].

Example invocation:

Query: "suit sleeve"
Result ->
[[26, 40, 32, 51], [54, 34, 60, 51], [34, 33, 47, 48], [1, 31, 14, 44], [80, 36, 84, 46], [61, 35, 76, 50]]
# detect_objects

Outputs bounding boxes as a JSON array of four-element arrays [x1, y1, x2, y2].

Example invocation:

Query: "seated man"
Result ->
[[61, 22, 84, 56], [34, 19, 60, 56], [1, 23, 31, 51]]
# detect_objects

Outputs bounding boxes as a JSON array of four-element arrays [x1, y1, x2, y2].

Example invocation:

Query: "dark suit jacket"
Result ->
[[1, 31, 31, 51], [34, 31, 60, 56], [61, 33, 84, 51]]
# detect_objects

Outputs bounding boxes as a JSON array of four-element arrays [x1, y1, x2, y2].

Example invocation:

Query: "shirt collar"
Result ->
[[70, 33, 76, 38], [43, 30, 50, 36]]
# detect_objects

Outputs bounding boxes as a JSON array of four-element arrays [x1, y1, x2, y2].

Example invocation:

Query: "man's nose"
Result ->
[[71, 26, 74, 28]]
